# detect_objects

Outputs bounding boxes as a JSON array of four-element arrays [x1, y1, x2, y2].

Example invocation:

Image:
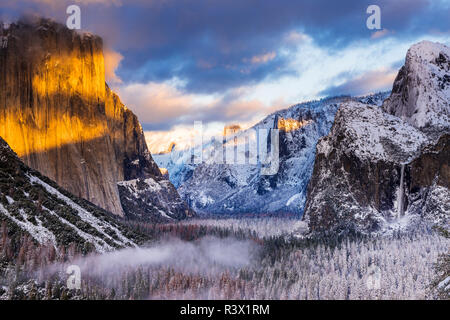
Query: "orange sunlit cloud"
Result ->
[[116, 82, 197, 124], [104, 48, 124, 84], [116, 81, 284, 127], [371, 29, 391, 39], [361, 68, 397, 91], [248, 52, 276, 64]]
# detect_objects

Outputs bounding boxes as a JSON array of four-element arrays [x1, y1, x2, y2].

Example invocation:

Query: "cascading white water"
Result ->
[[397, 164, 405, 217]]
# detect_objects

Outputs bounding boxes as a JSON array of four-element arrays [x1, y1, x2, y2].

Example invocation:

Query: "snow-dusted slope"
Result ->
[[0, 137, 146, 253], [382, 41, 450, 136], [154, 92, 389, 215], [303, 41, 450, 234], [117, 177, 193, 222], [319, 102, 429, 163], [153, 148, 197, 189]]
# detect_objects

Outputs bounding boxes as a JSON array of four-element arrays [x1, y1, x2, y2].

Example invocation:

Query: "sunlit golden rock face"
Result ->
[[223, 124, 241, 136], [0, 19, 170, 217], [277, 118, 311, 132], [159, 168, 169, 179]]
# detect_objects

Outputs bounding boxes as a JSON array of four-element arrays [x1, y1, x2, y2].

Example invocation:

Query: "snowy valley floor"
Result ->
[[1, 217, 448, 300]]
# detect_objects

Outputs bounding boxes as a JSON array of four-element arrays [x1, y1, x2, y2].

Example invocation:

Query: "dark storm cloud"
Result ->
[[107, 0, 449, 95], [2, 0, 448, 95]]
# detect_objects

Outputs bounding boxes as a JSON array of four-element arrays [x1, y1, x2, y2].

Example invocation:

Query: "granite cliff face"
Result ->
[[0, 18, 189, 221], [407, 134, 449, 227], [303, 41, 450, 234], [382, 41, 450, 136]]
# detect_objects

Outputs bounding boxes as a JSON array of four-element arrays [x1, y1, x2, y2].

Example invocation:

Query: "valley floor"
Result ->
[[0, 217, 448, 300]]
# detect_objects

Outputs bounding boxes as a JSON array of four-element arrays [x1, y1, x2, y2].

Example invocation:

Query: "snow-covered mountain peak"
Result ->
[[407, 40, 450, 64], [382, 41, 450, 134]]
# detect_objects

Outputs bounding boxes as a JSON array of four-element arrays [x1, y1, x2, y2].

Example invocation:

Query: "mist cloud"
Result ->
[[46, 237, 259, 278]]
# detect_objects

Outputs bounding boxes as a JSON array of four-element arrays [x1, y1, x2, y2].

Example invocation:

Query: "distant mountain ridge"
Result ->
[[0, 18, 190, 222], [154, 92, 389, 215]]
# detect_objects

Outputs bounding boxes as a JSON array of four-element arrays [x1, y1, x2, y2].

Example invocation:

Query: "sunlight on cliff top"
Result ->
[[278, 118, 312, 132]]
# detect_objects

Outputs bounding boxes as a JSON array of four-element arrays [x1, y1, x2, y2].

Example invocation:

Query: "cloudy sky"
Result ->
[[1, 0, 450, 150]]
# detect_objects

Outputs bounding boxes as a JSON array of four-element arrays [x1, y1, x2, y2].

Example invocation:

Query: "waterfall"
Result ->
[[397, 164, 405, 217]]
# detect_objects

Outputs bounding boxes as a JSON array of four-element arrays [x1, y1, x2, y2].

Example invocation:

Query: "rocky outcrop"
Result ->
[[104, 86, 192, 220], [408, 134, 450, 226], [0, 18, 189, 221], [303, 102, 430, 233], [303, 41, 450, 234], [118, 177, 192, 222], [382, 41, 450, 137]]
